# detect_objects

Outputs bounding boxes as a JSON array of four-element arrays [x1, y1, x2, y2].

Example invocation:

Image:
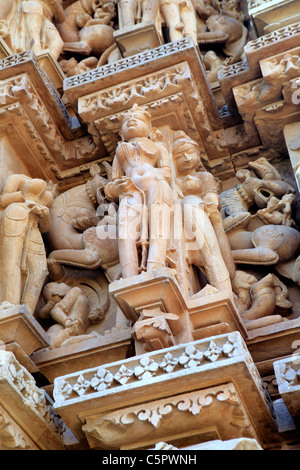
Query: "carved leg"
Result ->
[[232, 247, 279, 265], [180, 0, 197, 44], [0, 205, 29, 306], [48, 247, 102, 269], [160, 0, 183, 42], [62, 42, 92, 56], [21, 228, 48, 314]]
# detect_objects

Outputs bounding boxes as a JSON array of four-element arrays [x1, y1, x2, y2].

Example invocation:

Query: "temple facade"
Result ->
[[0, 0, 300, 451]]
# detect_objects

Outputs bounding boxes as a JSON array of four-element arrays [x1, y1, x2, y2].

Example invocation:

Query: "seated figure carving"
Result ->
[[39, 282, 90, 349]]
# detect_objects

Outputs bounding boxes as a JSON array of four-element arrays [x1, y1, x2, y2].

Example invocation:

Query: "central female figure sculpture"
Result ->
[[105, 104, 173, 279]]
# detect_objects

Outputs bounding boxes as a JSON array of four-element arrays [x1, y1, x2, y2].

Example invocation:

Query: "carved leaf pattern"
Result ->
[[178, 344, 204, 368], [73, 375, 91, 396], [282, 365, 300, 386], [114, 365, 134, 385], [159, 353, 179, 373], [138, 404, 172, 428]]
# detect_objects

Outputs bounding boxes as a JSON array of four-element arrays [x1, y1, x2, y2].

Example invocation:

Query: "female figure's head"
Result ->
[[172, 131, 204, 175]]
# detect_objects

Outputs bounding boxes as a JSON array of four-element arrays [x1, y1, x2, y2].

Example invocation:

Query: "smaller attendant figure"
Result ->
[[172, 130, 235, 295]]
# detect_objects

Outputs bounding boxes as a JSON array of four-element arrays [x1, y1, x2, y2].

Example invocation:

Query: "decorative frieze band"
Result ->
[[53, 332, 242, 403]]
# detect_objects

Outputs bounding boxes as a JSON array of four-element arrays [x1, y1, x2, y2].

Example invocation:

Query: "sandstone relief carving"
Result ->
[[220, 157, 300, 330], [105, 104, 173, 278], [57, 0, 120, 74], [47, 162, 120, 282], [172, 129, 235, 293], [39, 282, 91, 348], [0, 0, 65, 59], [0, 174, 54, 314]]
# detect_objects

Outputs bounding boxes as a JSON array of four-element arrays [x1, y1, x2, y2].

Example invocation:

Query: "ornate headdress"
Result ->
[[120, 104, 152, 127], [172, 130, 198, 155]]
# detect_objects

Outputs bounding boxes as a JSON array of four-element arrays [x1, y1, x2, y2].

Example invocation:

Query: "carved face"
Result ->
[[121, 115, 151, 141], [173, 143, 199, 174], [43, 282, 71, 303]]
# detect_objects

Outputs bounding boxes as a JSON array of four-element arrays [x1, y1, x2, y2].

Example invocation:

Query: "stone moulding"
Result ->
[[0, 350, 66, 450], [217, 22, 300, 121], [0, 51, 106, 188], [244, 22, 300, 75], [63, 37, 222, 132], [0, 405, 39, 450], [274, 355, 300, 426], [0, 303, 50, 356], [53, 331, 279, 447], [82, 382, 259, 450], [0, 51, 79, 139], [31, 327, 132, 383]]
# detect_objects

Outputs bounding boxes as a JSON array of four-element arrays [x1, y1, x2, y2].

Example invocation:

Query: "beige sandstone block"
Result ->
[[31, 328, 132, 383], [250, 0, 300, 36], [153, 437, 263, 450], [0, 304, 50, 356], [244, 22, 300, 76], [0, 350, 67, 450], [274, 355, 300, 426], [53, 331, 279, 448]]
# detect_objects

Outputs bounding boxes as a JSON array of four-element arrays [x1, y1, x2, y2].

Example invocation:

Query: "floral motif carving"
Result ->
[[54, 333, 243, 402]]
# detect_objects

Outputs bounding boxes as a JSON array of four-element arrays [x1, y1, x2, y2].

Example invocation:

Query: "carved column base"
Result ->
[[0, 303, 50, 356], [110, 268, 248, 351], [113, 21, 163, 58], [109, 268, 194, 351]]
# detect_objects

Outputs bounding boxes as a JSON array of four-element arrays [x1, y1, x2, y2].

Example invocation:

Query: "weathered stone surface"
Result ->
[[274, 355, 300, 426], [53, 332, 279, 448], [0, 350, 67, 450]]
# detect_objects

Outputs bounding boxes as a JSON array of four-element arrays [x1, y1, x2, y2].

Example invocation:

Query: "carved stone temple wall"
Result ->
[[0, 0, 300, 452]]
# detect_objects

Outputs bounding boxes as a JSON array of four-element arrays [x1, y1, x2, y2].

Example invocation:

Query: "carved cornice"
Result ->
[[53, 332, 279, 447], [0, 51, 77, 137], [0, 350, 66, 450]]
